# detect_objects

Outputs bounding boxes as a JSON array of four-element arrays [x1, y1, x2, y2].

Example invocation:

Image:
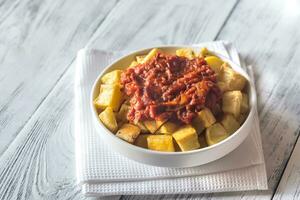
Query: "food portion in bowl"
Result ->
[[93, 48, 249, 152]]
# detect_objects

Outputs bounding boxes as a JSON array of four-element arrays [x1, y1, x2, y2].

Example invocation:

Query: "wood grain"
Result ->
[[153, 0, 300, 199], [2, 0, 299, 199], [0, 66, 120, 200], [122, 0, 300, 199], [215, 0, 300, 190], [87, 0, 238, 50], [0, 68, 81, 199], [0, 0, 118, 155], [0, 0, 239, 199], [273, 137, 300, 200]]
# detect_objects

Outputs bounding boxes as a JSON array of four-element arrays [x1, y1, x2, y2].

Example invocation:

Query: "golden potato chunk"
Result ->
[[99, 107, 118, 132], [117, 103, 130, 123], [129, 61, 138, 68], [241, 93, 249, 113], [94, 84, 122, 111], [172, 125, 200, 151], [136, 48, 159, 64], [176, 48, 195, 60], [205, 123, 229, 146], [222, 91, 242, 118], [143, 120, 166, 134], [195, 108, 216, 128], [205, 56, 223, 74], [136, 55, 146, 63], [221, 114, 240, 134], [147, 135, 175, 152], [220, 66, 247, 91], [134, 134, 150, 148], [134, 122, 149, 133], [199, 47, 209, 57], [157, 122, 179, 135], [143, 120, 157, 134], [116, 124, 141, 143], [143, 48, 159, 63], [229, 73, 247, 91], [217, 81, 228, 93], [219, 65, 234, 81], [101, 70, 123, 84], [173, 140, 181, 152]]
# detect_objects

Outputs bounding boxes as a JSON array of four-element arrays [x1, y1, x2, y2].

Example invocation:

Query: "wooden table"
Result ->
[[0, 0, 300, 199]]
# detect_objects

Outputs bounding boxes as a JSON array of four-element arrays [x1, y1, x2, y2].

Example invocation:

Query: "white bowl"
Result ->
[[90, 46, 257, 168]]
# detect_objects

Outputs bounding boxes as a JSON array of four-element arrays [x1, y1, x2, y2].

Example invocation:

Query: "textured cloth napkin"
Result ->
[[75, 41, 268, 197]]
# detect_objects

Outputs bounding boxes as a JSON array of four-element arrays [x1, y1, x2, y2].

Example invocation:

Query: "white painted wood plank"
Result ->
[[214, 0, 300, 191], [160, 0, 300, 199], [125, 0, 300, 199], [273, 137, 300, 200], [0, 0, 118, 155], [0, 66, 120, 200], [0, 0, 238, 199], [87, 0, 238, 50]]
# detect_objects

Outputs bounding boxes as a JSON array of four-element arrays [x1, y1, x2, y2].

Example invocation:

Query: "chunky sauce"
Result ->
[[121, 53, 222, 124]]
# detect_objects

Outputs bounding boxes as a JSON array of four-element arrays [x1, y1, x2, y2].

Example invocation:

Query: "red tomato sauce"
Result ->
[[121, 53, 222, 124]]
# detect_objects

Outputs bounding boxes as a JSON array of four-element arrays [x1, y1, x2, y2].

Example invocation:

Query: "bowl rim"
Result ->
[[90, 45, 257, 155]]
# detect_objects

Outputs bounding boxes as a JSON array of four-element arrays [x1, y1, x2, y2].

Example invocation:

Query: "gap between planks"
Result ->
[[0, 0, 120, 157], [0, 0, 265, 199], [272, 130, 300, 200]]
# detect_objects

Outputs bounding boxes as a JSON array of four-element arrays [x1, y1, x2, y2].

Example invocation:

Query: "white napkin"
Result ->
[[75, 41, 268, 197]]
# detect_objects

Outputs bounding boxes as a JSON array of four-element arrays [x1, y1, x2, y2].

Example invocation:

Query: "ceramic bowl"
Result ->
[[90, 46, 256, 168]]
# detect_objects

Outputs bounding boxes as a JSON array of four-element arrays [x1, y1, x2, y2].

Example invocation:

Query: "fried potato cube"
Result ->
[[222, 91, 242, 118], [136, 48, 159, 64], [116, 123, 141, 143], [147, 135, 175, 152], [229, 73, 247, 91], [157, 122, 179, 135], [221, 114, 240, 134], [129, 61, 138, 68], [143, 120, 157, 134], [241, 93, 249, 113], [220, 64, 233, 79], [172, 125, 200, 151], [199, 47, 209, 57], [134, 134, 150, 148], [136, 55, 146, 63], [143, 119, 166, 134], [204, 56, 223, 74], [217, 81, 228, 93], [117, 103, 130, 123], [205, 123, 229, 146], [195, 108, 216, 128], [176, 48, 195, 60], [143, 48, 159, 63], [220, 66, 247, 91], [99, 107, 118, 132], [94, 84, 122, 111], [101, 70, 123, 84], [173, 140, 181, 152], [134, 122, 149, 133], [156, 119, 166, 127]]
